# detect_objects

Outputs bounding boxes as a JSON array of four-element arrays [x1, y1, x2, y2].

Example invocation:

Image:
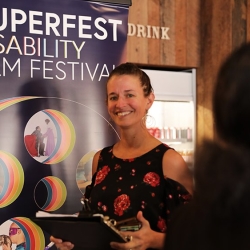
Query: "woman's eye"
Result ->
[[110, 96, 117, 101], [126, 94, 134, 98]]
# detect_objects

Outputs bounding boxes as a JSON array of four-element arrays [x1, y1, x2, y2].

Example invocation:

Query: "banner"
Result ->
[[0, 0, 129, 248]]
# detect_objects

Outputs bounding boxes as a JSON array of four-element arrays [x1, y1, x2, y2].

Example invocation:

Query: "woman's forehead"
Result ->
[[107, 75, 141, 89]]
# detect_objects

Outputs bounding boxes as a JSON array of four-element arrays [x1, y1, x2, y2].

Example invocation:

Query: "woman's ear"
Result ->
[[146, 92, 155, 109]]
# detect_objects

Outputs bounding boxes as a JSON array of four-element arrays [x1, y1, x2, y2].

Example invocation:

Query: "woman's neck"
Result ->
[[113, 127, 161, 158], [119, 126, 151, 147]]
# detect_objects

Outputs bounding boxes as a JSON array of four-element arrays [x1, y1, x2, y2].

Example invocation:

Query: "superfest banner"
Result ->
[[0, 0, 129, 248], [0, 3, 125, 80]]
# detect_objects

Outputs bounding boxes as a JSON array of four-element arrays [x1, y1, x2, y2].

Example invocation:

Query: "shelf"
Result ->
[[159, 138, 192, 144]]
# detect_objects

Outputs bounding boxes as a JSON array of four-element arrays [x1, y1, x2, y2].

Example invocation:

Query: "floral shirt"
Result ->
[[85, 143, 191, 232]]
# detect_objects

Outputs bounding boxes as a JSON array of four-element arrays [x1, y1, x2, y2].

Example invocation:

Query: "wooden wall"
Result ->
[[196, 0, 250, 144], [127, 0, 250, 145], [127, 0, 200, 68]]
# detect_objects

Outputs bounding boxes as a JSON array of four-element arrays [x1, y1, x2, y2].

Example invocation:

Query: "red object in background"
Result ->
[[154, 128, 161, 138], [147, 127, 161, 138], [147, 128, 154, 136], [24, 135, 38, 157]]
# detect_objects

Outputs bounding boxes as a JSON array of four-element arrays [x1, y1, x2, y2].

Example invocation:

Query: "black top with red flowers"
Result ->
[[85, 143, 191, 233]]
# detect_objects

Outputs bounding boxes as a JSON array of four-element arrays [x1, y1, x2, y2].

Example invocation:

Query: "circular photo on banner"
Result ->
[[34, 176, 67, 212], [24, 109, 76, 164], [0, 217, 45, 250], [0, 151, 24, 208]]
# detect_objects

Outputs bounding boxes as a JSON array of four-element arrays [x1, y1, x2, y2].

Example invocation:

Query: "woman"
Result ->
[[51, 63, 193, 250]]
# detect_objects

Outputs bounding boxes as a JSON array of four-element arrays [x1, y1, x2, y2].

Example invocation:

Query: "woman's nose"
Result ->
[[115, 97, 126, 107]]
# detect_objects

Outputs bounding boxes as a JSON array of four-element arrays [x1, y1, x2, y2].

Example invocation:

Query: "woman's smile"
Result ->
[[116, 111, 132, 116]]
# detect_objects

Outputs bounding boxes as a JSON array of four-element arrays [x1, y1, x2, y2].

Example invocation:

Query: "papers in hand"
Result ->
[[32, 212, 127, 248], [36, 211, 78, 218]]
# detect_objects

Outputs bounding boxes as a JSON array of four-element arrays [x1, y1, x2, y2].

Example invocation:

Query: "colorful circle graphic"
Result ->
[[34, 176, 67, 212], [41, 109, 76, 164], [0, 151, 24, 208], [10, 217, 45, 250], [24, 109, 76, 164], [0, 96, 41, 111]]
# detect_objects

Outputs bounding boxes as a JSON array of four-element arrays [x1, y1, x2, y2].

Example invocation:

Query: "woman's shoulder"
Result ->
[[99, 145, 113, 155], [143, 143, 172, 156], [162, 149, 193, 195], [94, 145, 114, 161]]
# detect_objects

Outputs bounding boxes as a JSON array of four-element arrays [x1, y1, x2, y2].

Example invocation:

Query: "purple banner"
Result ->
[[0, 0, 129, 248]]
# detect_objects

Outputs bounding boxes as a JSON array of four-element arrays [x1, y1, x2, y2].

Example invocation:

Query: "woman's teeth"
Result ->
[[117, 111, 131, 116]]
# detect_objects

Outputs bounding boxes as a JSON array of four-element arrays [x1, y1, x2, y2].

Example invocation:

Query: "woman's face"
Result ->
[[107, 74, 154, 128]]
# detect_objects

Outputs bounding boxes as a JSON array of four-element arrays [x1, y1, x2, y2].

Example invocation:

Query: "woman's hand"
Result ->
[[110, 211, 165, 250], [50, 236, 74, 250]]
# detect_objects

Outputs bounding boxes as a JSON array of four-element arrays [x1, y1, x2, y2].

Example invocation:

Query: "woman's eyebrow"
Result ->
[[108, 92, 117, 96], [124, 89, 134, 92]]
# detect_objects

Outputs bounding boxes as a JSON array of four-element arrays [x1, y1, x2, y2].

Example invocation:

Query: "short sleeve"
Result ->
[[164, 178, 192, 222]]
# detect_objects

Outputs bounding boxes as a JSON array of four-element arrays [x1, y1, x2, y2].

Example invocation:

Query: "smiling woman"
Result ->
[[50, 62, 194, 250], [106, 76, 153, 129]]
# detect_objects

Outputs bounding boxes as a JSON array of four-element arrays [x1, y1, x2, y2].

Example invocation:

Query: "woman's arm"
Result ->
[[162, 149, 194, 195], [91, 150, 101, 176]]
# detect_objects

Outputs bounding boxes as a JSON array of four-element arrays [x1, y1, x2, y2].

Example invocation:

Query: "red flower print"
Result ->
[[114, 194, 130, 216], [159, 202, 164, 209], [141, 200, 146, 209], [146, 161, 151, 165], [123, 158, 135, 162], [143, 172, 160, 187], [157, 217, 167, 232], [95, 165, 110, 185], [114, 164, 121, 170], [131, 169, 136, 176], [182, 193, 192, 201], [181, 193, 192, 204], [102, 205, 107, 212]]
